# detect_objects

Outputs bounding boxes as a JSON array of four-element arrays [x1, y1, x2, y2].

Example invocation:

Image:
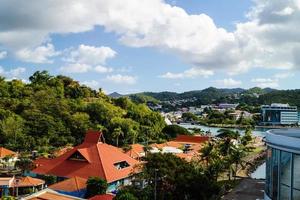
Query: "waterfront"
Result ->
[[179, 123, 270, 137]]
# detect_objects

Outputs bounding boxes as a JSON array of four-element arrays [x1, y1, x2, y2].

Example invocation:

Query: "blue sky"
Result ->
[[0, 0, 299, 94]]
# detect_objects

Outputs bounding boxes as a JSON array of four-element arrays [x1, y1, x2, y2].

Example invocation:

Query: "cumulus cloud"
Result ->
[[81, 80, 99, 89], [105, 74, 137, 85], [61, 44, 116, 74], [251, 78, 279, 88], [215, 78, 242, 87], [0, 51, 7, 59], [65, 45, 116, 65], [15, 43, 59, 63], [0, 66, 26, 78], [160, 68, 214, 79], [0, 0, 299, 75]]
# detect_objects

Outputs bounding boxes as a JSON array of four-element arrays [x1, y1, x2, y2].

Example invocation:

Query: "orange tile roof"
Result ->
[[89, 194, 114, 200], [24, 189, 84, 200], [125, 144, 145, 159], [33, 131, 140, 183], [49, 176, 87, 192], [0, 147, 16, 158], [173, 135, 210, 144], [14, 176, 45, 187]]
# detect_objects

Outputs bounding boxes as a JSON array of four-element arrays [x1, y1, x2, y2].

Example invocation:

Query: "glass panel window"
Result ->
[[280, 184, 290, 200], [293, 154, 300, 190], [272, 148, 279, 200], [280, 151, 291, 186], [266, 147, 272, 197], [293, 189, 300, 200]]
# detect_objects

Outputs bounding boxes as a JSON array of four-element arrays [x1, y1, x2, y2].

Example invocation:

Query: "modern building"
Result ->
[[31, 130, 140, 192], [218, 103, 239, 110], [265, 129, 300, 200], [261, 103, 299, 125]]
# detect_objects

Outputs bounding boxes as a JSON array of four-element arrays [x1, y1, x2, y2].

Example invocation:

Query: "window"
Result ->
[[114, 161, 130, 170], [68, 151, 87, 161], [293, 154, 300, 200], [280, 151, 291, 199], [272, 148, 279, 200]]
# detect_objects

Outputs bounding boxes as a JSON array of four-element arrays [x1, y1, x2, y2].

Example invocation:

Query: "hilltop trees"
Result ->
[[0, 71, 166, 152]]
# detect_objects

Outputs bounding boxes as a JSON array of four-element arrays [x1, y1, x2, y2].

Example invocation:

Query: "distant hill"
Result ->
[[129, 87, 290, 107], [108, 92, 123, 98]]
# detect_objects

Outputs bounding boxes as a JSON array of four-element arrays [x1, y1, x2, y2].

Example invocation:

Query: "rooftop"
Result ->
[[266, 129, 300, 153], [0, 147, 17, 159], [32, 131, 140, 183], [49, 176, 87, 192], [23, 188, 85, 200]]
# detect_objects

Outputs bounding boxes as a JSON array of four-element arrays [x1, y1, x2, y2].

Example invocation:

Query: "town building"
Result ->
[[23, 188, 85, 200], [218, 103, 239, 110], [265, 129, 300, 200], [261, 103, 299, 125], [31, 131, 141, 192], [49, 176, 87, 198]]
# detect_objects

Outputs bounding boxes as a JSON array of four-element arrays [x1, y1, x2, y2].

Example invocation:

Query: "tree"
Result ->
[[112, 127, 124, 147], [85, 177, 108, 198], [15, 157, 34, 174], [161, 125, 190, 139], [115, 191, 138, 200]]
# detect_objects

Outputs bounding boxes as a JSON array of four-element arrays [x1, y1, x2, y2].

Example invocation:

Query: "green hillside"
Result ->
[[0, 71, 166, 152]]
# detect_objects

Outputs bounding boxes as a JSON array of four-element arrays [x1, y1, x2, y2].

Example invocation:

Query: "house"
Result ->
[[32, 130, 140, 192], [0, 147, 18, 169], [22, 188, 85, 200], [125, 144, 145, 160], [49, 176, 87, 198]]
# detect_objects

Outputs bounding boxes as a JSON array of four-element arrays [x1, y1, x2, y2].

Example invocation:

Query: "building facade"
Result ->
[[265, 129, 300, 200], [261, 104, 299, 125]]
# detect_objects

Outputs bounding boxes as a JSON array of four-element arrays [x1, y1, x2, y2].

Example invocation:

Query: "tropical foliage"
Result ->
[[0, 71, 166, 153]]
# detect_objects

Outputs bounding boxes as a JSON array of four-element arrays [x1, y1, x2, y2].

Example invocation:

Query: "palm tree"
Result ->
[[200, 141, 216, 167], [229, 146, 246, 179], [216, 129, 240, 140], [112, 127, 124, 147]]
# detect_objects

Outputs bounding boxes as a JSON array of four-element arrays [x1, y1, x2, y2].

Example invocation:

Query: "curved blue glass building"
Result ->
[[265, 129, 300, 200]]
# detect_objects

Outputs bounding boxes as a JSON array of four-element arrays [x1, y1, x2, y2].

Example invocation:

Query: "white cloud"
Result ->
[[94, 65, 113, 73], [65, 45, 116, 65], [215, 78, 242, 87], [0, 0, 299, 75], [160, 68, 214, 79], [81, 80, 99, 89], [0, 66, 26, 78], [273, 72, 294, 79], [60, 63, 92, 73], [0, 51, 7, 59], [15, 43, 59, 63], [251, 78, 279, 88], [61, 44, 116, 74], [106, 74, 137, 85]]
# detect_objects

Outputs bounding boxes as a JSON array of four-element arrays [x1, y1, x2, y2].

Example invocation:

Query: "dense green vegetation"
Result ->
[[131, 87, 300, 109], [85, 177, 108, 198], [161, 124, 190, 139], [116, 129, 254, 200], [0, 71, 166, 153]]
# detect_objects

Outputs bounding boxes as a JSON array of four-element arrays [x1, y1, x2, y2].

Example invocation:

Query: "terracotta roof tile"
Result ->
[[125, 144, 145, 159], [14, 176, 45, 187], [49, 176, 87, 192], [0, 147, 16, 158], [89, 194, 114, 200], [33, 131, 140, 183], [173, 135, 210, 144]]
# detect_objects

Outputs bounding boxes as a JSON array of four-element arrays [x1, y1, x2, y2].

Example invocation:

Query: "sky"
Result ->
[[0, 0, 300, 94]]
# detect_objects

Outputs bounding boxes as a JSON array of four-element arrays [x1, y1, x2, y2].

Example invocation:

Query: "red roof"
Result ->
[[49, 176, 87, 192], [0, 147, 17, 158], [14, 176, 45, 187], [173, 135, 210, 144], [125, 144, 145, 159], [89, 194, 114, 200], [32, 131, 140, 183]]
